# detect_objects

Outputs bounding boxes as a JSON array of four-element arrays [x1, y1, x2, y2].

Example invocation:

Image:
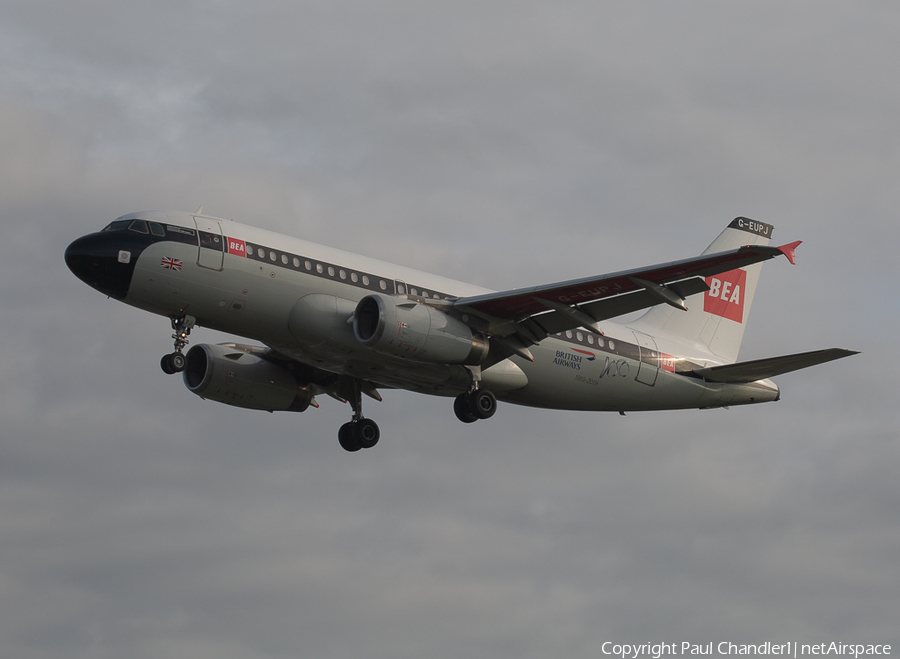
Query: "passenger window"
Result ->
[[339, 270, 347, 280], [246, 245, 254, 256], [258, 248, 266, 259], [316, 263, 324, 274], [293, 257, 300, 267], [149, 222, 165, 237], [351, 272, 359, 283], [305, 260, 312, 271], [269, 251, 277, 262], [362, 276, 370, 286], [379, 280, 387, 291], [327, 266, 335, 276], [281, 254, 288, 265]]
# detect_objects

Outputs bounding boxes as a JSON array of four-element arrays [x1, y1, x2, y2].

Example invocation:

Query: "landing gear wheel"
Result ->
[[468, 389, 497, 420], [338, 422, 361, 452], [169, 352, 186, 372], [354, 418, 380, 449], [160, 352, 185, 374], [454, 393, 478, 423], [161, 354, 177, 375], [338, 419, 380, 452]]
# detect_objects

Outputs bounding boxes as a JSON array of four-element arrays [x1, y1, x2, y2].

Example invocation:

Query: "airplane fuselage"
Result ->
[[65, 210, 779, 420]]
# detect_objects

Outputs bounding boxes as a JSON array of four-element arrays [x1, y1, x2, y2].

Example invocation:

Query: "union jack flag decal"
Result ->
[[160, 256, 182, 271]]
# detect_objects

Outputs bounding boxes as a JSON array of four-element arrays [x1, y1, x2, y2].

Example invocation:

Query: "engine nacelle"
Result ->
[[353, 294, 489, 365], [183, 343, 314, 412]]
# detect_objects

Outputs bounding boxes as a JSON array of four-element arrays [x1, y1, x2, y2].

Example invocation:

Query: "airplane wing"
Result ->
[[237, 343, 389, 404], [450, 242, 800, 360], [692, 348, 859, 383]]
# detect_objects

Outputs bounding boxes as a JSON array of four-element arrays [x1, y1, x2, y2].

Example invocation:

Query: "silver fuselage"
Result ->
[[66, 210, 780, 413]]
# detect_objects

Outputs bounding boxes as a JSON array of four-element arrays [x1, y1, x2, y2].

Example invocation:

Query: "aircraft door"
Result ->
[[394, 279, 407, 295], [632, 330, 660, 386], [194, 217, 224, 270]]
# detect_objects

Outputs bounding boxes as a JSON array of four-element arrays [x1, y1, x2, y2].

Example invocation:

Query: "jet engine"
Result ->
[[353, 294, 489, 365], [183, 343, 314, 412]]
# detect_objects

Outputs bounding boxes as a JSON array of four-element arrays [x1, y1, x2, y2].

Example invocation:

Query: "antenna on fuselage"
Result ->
[[195, 206, 204, 215]]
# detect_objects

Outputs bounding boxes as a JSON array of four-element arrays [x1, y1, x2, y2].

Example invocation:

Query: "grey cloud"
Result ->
[[0, 2, 897, 657]]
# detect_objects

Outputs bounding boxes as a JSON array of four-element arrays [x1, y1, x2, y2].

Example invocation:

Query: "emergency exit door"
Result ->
[[632, 331, 660, 386]]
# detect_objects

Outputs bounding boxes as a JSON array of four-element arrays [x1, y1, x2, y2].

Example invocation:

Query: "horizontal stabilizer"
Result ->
[[693, 348, 858, 383]]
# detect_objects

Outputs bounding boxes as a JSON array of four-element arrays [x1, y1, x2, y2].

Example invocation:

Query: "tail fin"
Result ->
[[631, 217, 775, 363]]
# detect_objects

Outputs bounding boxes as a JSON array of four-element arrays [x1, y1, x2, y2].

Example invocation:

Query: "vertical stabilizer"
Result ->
[[631, 218, 774, 364]]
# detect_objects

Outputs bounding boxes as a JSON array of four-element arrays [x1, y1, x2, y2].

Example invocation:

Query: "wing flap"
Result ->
[[692, 348, 859, 383]]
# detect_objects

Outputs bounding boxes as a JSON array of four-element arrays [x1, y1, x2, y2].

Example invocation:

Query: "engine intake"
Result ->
[[353, 294, 488, 365], [183, 343, 314, 412]]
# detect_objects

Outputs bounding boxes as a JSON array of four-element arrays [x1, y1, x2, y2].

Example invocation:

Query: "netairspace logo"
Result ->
[[600, 643, 892, 659]]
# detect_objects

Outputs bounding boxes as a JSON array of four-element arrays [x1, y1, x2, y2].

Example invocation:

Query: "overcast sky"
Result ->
[[1, 2, 897, 658]]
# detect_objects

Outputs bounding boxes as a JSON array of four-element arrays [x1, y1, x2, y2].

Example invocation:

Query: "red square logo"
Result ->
[[704, 269, 746, 323], [227, 237, 246, 257], [660, 353, 676, 373]]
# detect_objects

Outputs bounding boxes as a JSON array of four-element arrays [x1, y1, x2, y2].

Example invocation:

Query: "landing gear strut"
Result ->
[[338, 378, 381, 452], [160, 315, 195, 375]]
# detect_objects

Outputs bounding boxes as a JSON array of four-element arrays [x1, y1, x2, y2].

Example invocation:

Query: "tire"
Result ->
[[468, 389, 497, 420], [354, 418, 380, 449], [338, 422, 361, 452], [160, 354, 177, 375], [170, 352, 186, 372], [454, 393, 478, 423]]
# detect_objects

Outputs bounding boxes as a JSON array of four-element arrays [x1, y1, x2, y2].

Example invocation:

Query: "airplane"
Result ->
[[65, 211, 857, 451]]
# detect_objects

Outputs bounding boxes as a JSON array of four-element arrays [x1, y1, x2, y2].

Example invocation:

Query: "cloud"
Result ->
[[0, 2, 896, 657]]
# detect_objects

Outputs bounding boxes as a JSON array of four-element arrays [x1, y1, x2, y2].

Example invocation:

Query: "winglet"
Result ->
[[777, 240, 802, 265]]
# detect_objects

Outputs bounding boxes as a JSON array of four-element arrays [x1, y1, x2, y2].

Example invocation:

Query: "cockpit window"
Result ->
[[101, 219, 159, 235], [102, 220, 132, 232]]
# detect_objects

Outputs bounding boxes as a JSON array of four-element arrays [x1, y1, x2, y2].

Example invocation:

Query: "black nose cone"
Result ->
[[65, 233, 136, 300]]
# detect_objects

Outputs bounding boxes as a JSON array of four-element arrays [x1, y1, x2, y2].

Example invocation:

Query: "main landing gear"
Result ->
[[338, 379, 381, 452], [453, 388, 498, 423], [160, 315, 195, 375]]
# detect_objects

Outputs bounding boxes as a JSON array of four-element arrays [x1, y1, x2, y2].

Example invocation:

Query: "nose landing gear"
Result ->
[[160, 315, 196, 374]]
